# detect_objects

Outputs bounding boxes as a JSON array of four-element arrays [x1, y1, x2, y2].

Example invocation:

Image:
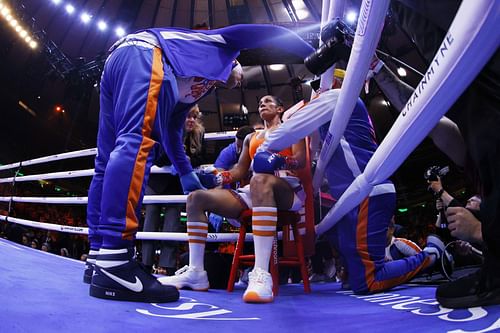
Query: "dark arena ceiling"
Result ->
[[0, 0, 467, 210]]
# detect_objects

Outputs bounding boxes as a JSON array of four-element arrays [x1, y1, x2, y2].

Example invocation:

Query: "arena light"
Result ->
[[296, 9, 309, 20], [292, 0, 309, 20], [97, 20, 107, 31], [269, 64, 285, 71], [52, 0, 62, 5], [65, 4, 75, 14], [115, 26, 125, 37], [346, 11, 357, 24], [0, 3, 38, 51], [1, 6, 10, 17], [397, 67, 407, 77], [80, 12, 91, 24]]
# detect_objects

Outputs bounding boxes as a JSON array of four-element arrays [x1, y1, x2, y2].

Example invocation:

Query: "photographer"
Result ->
[[427, 173, 483, 245]]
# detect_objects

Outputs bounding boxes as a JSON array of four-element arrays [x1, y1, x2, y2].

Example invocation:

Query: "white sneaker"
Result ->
[[243, 267, 274, 303], [157, 265, 209, 291]]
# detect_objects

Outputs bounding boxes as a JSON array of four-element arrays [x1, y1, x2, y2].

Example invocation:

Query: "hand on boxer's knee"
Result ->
[[180, 171, 206, 194]]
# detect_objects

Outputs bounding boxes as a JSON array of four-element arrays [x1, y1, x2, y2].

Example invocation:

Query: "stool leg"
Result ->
[[227, 224, 247, 292], [269, 236, 279, 296], [292, 224, 311, 293]]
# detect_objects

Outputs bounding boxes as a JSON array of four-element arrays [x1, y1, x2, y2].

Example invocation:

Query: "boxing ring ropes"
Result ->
[[0, 131, 266, 243], [0, 0, 499, 246]]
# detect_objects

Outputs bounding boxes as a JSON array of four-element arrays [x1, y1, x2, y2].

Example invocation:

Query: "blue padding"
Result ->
[[1, 238, 499, 332]]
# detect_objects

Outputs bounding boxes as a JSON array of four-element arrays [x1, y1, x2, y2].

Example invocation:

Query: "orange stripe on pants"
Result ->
[[122, 47, 164, 240]]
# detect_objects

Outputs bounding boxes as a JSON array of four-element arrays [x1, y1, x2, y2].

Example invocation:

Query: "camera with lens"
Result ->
[[304, 18, 354, 76], [424, 165, 449, 182], [425, 165, 450, 231]]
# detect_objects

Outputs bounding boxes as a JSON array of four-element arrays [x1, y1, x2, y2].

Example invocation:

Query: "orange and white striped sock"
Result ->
[[187, 221, 208, 270], [252, 207, 277, 271]]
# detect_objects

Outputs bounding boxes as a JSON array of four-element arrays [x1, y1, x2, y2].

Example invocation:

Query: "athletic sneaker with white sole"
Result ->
[[89, 248, 179, 303], [158, 265, 209, 291], [243, 267, 274, 303]]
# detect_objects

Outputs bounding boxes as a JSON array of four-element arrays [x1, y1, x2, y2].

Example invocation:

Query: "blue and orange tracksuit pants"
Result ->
[[326, 193, 433, 294], [86, 44, 178, 250]]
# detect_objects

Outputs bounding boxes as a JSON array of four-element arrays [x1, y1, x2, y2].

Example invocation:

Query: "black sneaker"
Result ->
[[90, 249, 179, 303], [436, 268, 500, 308], [83, 250, 98, 284]]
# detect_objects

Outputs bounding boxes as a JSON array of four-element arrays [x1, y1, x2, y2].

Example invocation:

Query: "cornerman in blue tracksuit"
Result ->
[[259, 73, 447, 295], [85, 24, 314, 302]]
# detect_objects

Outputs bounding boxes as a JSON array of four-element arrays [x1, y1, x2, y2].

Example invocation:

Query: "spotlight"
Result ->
[[9, 19, 17, 27], [29, 40, 37, 49], [52, 0, 62, 4], [19, 30, 27, 38], [115, 26, 125, 37], [346, 11, 357, 24], [25, 36, 32, 43], [15, 25, 21, 32], [1, 7, 10, 16], [295, 9, 309, 20], [65, 4, 75, 14], [97, 20, 107, 31], [269, 64, 285, 71], [397, 67, 407, 77], [80, 12, 91, 23]]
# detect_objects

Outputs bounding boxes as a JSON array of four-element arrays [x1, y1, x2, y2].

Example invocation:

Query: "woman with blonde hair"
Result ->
[[183, 105, 206, 168]]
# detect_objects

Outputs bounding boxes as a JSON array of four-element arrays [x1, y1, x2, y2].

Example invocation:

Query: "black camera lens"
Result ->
[[304, 40, 351, 75]]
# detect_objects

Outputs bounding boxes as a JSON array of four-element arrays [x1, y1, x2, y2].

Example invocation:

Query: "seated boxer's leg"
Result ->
[[243, 174, 297, 303], [159, 188, 245, 290]]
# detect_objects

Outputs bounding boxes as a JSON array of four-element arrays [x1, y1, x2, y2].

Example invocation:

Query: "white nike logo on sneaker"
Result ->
[[101, 269, 143, 292]]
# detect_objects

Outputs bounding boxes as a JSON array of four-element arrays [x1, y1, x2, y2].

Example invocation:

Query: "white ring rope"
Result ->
[[0, 215, 283, 242], [0, 130, 265, 242], [0, 148, 98, 172], [318, 0, 345, 92], [315, 0, 500, 235], [0, 131, 237, 183], [0, 195, 188, 205], [313, 0, 390, 192], [0, 131, 236, 172], [0, 166, 174, 184]]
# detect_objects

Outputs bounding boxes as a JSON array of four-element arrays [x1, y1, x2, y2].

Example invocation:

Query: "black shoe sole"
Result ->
[[437, 289, 500, 309], [89, 284, 179, 303]]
